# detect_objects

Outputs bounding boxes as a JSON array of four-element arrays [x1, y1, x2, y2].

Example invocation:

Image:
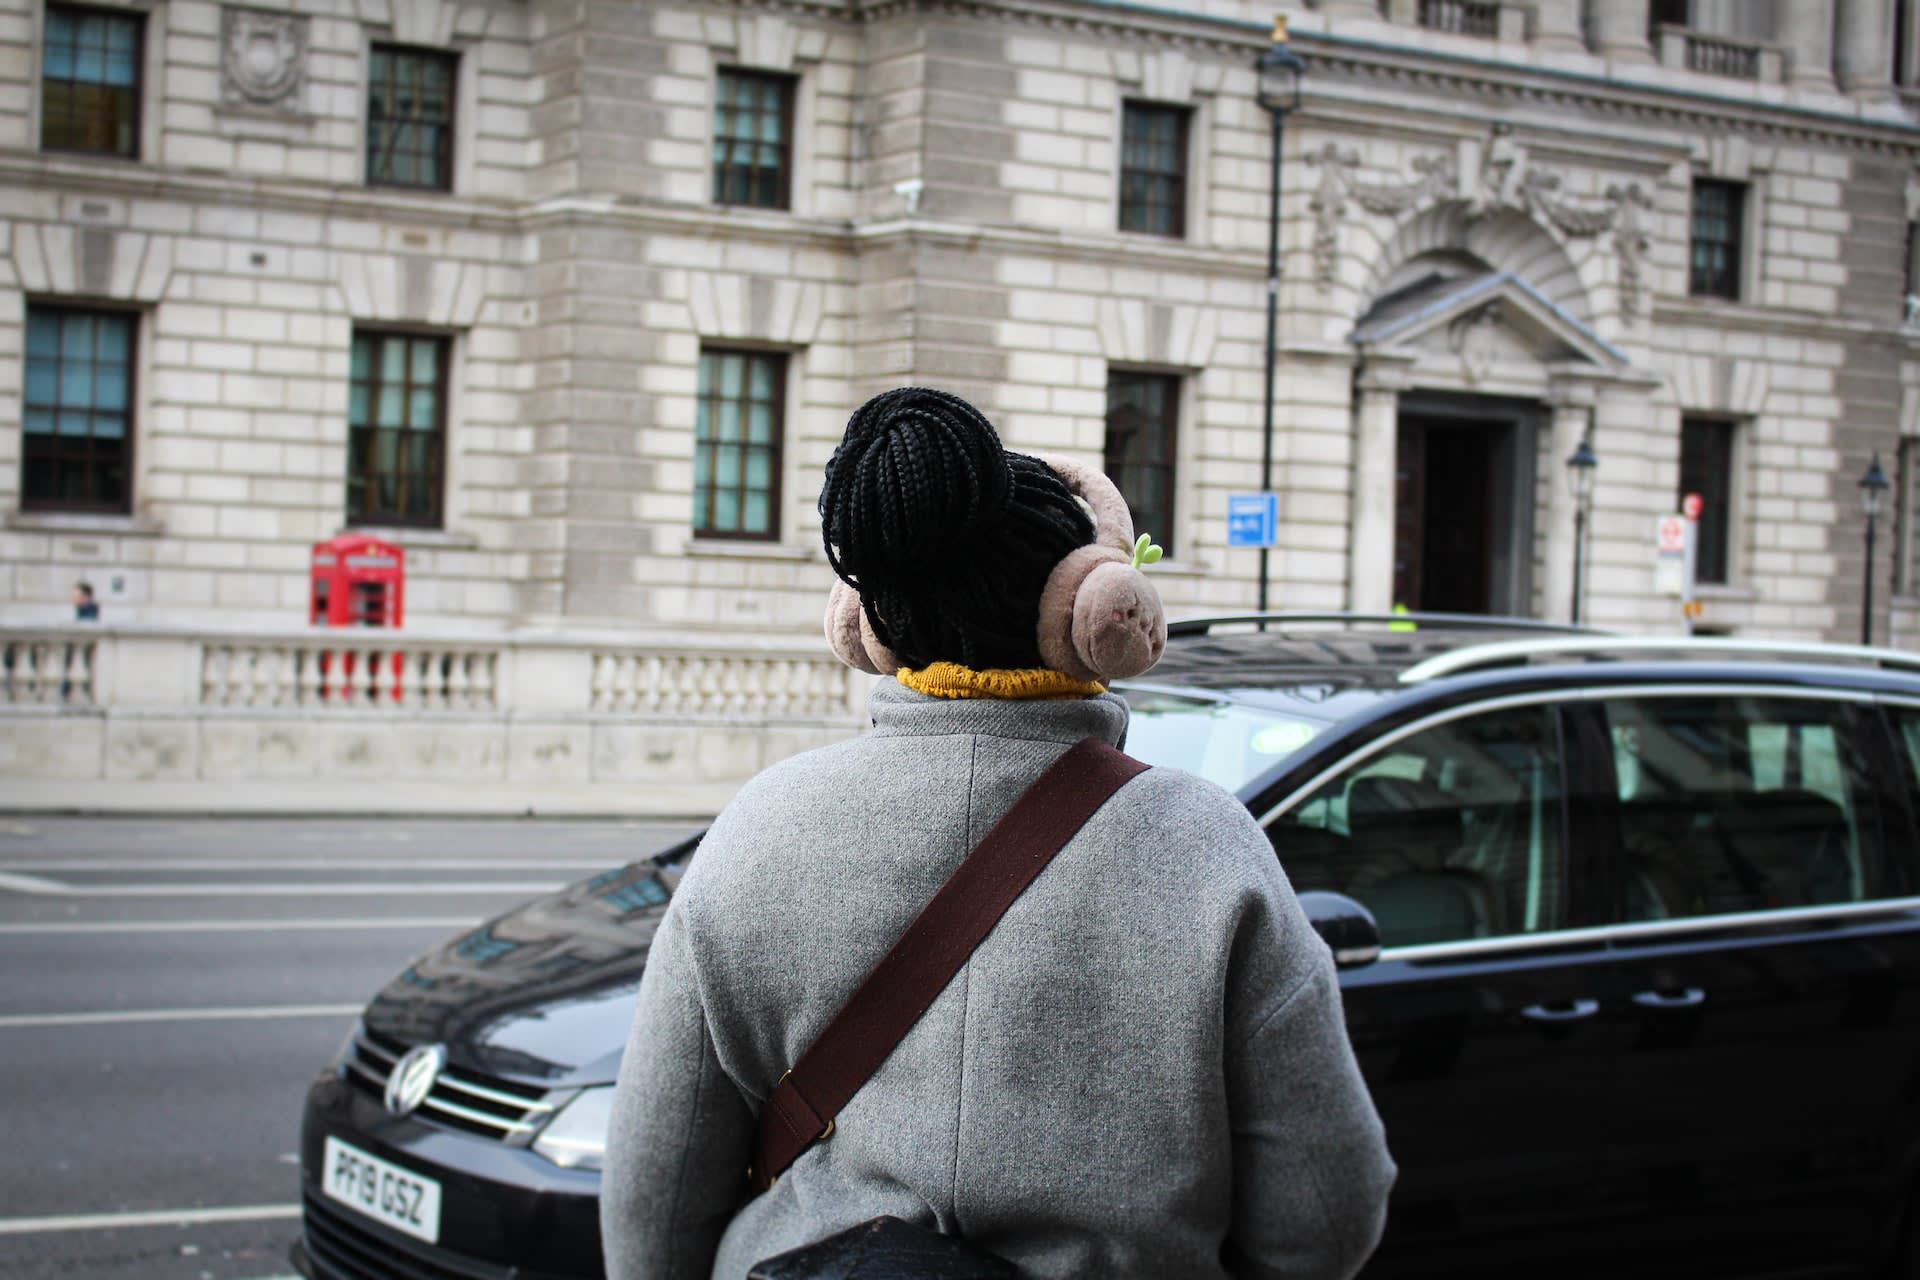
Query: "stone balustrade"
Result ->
[[0, 623, 864, 789]]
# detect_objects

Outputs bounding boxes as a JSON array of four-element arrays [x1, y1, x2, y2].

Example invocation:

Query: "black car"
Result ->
[[294, 615, 1920, 1280]]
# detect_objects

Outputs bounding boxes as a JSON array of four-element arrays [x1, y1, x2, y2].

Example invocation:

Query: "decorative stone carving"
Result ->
[[1305, 143, 1455, 290], [221, 7, 308, 111], [1314, 128, 1654, 323], [1605, 183, 1653, 320], [1448, 302, 1504, 385]]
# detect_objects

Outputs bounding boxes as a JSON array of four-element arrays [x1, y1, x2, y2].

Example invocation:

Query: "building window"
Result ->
[[22, 305, 135, 513], [1689, 179, 1745, 300], [348, 331, 448, 527], [712, 70, 794, 210], [1679, 416, 1736, 585], [41, 4, 142, 158], [1119, 102, 1189, 238], [1104, 371, 1180, 556], [366, 45, 456, 191], [1648, 0, 1689, 29], [693, 348, 785, 540]]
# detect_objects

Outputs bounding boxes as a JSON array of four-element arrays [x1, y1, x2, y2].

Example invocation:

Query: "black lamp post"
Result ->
[[1254, 16, 1304, 614], [1860, 451, 1889, 645], [1566, 437, 1598, 625]]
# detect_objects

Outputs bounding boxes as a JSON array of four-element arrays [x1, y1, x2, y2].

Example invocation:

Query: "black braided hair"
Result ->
[[819, 387, 1095, 671]]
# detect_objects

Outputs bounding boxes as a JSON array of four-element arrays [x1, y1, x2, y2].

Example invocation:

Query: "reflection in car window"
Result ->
[[1119, 688, 1323, 792], [1603, 696, 1886, 922], [1269, 707, 1564, 948]]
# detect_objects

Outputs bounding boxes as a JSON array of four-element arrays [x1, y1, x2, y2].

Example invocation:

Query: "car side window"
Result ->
[[1271, 706, 1564, 949], [1603, 696, 1887, 922]]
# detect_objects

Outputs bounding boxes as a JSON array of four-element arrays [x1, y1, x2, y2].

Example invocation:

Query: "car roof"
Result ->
[[1147, 613, 1920, 702]]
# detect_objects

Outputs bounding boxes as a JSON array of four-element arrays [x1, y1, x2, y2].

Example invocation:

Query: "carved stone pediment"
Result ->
[[1352, 269, 1627, 376]]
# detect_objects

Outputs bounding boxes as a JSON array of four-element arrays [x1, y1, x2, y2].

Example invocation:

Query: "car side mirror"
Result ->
[[1297, 891, 1381, 969]]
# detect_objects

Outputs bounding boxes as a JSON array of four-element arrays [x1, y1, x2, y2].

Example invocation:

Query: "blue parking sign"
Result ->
[[1227, 492, 1278, 548]]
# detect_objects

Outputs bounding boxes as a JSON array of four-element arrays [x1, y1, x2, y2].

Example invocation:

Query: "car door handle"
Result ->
[[1519, 999, 1600, 1023], [1632, 987, 1706, 1010]]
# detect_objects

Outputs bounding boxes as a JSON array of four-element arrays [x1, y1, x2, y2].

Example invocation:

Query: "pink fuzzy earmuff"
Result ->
[[1029, 452, 1166, 684], [821, 454, 1167, 683]]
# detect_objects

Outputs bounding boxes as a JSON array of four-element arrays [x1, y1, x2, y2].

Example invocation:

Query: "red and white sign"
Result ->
[[1681, 492, 1704, 521], [1657, 515, 1687, 553]]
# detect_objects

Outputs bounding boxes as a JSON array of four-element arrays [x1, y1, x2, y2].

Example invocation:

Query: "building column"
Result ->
[[1349, 361, 1411, 615], [1590, 0, 1655, 62], [1780, 0, 1839, 90], [1529, 0, 1589, 52], [1544, 381, 1597, 623], [1835, 0, 1895, 97]]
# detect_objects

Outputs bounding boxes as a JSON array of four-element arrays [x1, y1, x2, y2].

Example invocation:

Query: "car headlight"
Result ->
[[532, 1086, 615, 1171]]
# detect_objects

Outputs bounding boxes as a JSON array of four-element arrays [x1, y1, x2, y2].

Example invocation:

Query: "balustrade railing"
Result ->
[[201, 641, 500, 709], [1418, 0, 1499, 37], [589, 651, 851, 717], [1, 633, 95, 705]]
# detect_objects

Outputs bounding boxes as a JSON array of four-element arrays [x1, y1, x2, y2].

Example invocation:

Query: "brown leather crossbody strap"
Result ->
[[749, 736, 1148, 1193]]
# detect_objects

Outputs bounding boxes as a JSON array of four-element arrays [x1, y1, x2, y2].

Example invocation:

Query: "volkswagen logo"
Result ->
[[384, 1043, 447, 1117]]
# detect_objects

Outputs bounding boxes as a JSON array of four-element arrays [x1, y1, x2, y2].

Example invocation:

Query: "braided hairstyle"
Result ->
[[819, 387, 1095, 671]]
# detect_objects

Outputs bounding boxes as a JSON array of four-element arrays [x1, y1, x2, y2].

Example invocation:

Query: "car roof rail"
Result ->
[[1166, 612, 1604, 639], [1398, 635, 1920, 684]]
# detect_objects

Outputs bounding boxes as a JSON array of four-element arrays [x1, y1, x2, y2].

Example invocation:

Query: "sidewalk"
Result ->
[[0, 778, 736, 820]]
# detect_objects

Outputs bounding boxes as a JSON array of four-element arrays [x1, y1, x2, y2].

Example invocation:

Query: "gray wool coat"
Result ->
[[600, 680, 1395, 1280]]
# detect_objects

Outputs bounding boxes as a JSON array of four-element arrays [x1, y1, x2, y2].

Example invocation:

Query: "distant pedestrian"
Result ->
[[72, 581, 99, 622], [62, 581, 98, 700], [601, 387, 1394, 1278]]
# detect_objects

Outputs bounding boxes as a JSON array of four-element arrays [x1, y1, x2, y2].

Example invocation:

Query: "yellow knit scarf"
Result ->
[[897, 661, 1106, 701]]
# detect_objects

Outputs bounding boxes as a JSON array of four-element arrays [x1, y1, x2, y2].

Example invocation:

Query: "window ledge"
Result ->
[[680, 537, 817, 562], [9, 510, 163, 538], [337, 525, 480, 550]]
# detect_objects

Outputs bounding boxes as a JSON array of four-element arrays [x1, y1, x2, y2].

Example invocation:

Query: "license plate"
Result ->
[[322, 1136, 442, 1244]]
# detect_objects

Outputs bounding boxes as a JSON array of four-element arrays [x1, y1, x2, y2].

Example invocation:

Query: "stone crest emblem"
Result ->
[[221, 6, 307, 110]]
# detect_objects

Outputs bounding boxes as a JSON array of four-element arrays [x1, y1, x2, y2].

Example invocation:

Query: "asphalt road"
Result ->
[[0, 816, 701, 1280]]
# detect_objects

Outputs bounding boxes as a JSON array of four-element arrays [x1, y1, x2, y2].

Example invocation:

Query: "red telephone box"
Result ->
[[311, 535, 405, 628]]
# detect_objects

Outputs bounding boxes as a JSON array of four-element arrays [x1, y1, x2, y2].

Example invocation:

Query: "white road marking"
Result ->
[[1, 858, 616, 871], [0, 1203, 301, 1235], [0, 917, 477, 935], [0, 1003, 361, 1029], [0, 876, 561, 897]]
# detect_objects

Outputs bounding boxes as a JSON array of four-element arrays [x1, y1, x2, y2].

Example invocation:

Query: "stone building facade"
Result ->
[[3, 0, 1919, 648]]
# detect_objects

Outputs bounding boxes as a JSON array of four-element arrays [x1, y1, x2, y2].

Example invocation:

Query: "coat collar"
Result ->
[[867, 677, 1129, 750]]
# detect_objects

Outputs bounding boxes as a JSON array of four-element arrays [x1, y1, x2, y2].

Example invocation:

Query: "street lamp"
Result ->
[[1254, 16, 1304, 614], [1859, 451, 1890, 646], [1566, 437, 1598, 625]]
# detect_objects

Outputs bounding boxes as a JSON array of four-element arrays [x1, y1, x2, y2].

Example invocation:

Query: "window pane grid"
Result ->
[[348, 330, 447, 527], [694, 349, 784, 540], [22, 305, 134, 512], [1105, 371, 1179, 557], [366, 45, 455, 190], [41, 4, 142, 157], [1119, 103, 1188, 238], [1679, 416, 1735, 585], [1689, 180, 1744, 300], [712, 71, 792, 210]]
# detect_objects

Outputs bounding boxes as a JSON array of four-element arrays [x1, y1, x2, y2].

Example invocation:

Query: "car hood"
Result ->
[[360, 839, 697, 1089]]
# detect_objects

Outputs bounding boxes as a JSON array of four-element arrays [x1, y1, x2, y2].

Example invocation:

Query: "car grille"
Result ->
[[303, 1192, 507, 1280], [343, 1029, 554, 1141]]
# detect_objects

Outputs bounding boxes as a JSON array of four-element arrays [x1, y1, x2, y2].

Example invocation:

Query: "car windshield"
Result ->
[[1117, 685, 1340, 793]]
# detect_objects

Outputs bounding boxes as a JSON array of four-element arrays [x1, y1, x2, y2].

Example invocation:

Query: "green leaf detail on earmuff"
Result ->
[[1130, 532, 1164, 570]]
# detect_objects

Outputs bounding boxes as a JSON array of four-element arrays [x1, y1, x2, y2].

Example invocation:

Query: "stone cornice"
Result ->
[[831, 0, 1920, 155], [1654, 298, 1910, 343], [0, 153, 527, 237]]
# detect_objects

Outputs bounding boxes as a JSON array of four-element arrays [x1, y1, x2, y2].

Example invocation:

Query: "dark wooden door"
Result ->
[[1395, 418, 1495, 614]]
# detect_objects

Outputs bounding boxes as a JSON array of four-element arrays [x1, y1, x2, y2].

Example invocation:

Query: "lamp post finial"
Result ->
[[1272, 14, 1289, 43]]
